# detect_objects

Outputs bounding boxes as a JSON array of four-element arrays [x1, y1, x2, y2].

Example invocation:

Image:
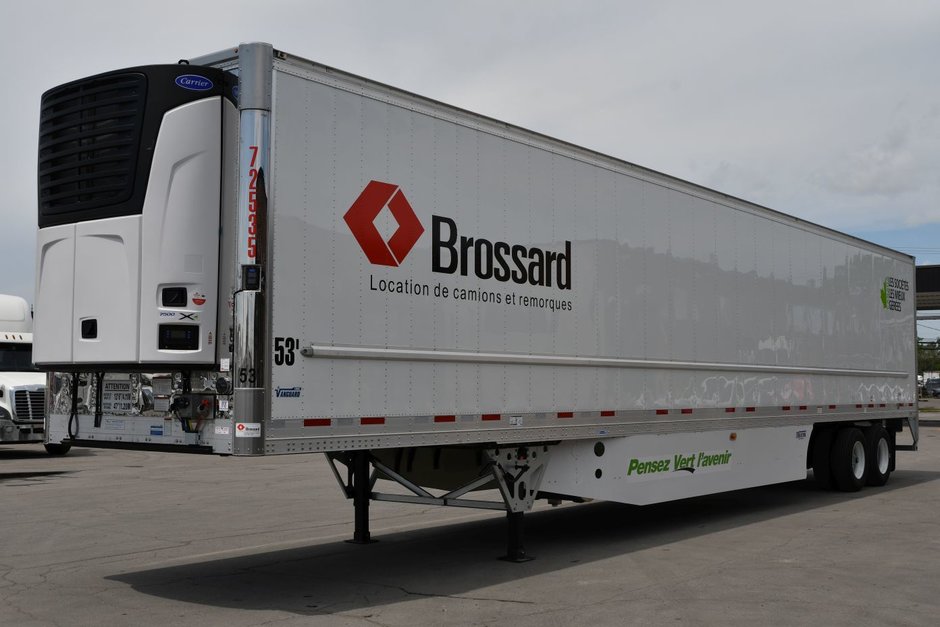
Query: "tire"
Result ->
[[44, 442, 71, 456], [865, 425, 892, 487], [830, 427, 867, 492], [810, 428, 835, 489]]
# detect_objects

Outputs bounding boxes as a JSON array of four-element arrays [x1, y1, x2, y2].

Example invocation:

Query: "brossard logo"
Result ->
[[344, 180, 572, 289], [344, 181, 424, 267]]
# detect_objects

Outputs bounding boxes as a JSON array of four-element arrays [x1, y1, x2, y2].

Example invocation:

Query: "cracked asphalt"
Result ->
[[1, 425, 939, 626]]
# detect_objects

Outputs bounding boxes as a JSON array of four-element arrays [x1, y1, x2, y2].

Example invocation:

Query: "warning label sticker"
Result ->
[[102, 379, 134, 414], [103, 418, 126, 431]]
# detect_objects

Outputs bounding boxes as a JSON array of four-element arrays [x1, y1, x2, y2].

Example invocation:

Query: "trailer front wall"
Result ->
[[266, 62, 915, 440]]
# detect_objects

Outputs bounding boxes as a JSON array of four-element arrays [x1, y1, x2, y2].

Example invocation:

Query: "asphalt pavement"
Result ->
[[1, 422, 939, 626]]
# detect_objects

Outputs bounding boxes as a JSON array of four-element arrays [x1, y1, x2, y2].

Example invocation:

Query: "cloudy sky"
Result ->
[[4, 1, 940, 332]]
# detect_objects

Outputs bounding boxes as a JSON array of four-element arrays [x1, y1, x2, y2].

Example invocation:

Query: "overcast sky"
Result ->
[[4, 1, 940, 332]]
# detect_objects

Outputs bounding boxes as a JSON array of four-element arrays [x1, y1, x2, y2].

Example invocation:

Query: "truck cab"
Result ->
[[0, 294, 69, 454]]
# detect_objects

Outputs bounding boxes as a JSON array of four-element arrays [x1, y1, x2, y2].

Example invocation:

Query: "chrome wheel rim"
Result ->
[[876, 437, 890, 475], [852, 440, 866, 480]]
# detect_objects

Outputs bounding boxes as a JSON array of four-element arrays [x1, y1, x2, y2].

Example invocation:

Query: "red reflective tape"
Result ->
[[799, 405, 808, 410], [745, 407, 756, 412], [655, 409, 669, 415], [828, 405, 837, 410], [434, 415, 456, 423], [867, 404, 875, 408], [361, 417, 385, 425], [725, 407, 736, 413], [879, 403, 886, 408], [601, 410, 615, 417], [782, 406, 791, 411], [481, 413, 501, 421], [856, 404, 863, 409], [681, 408, 693, 415], [303, 418, 331, 427], [557, 412, 574, 418]]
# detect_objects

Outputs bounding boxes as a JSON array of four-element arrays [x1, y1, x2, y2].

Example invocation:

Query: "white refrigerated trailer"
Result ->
[[36, 43, 917, 559]]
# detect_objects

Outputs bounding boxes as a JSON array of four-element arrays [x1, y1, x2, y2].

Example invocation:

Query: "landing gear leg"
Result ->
[[348, 450, 375, 544], [501, 511, 532, 562], [488, 446, 551, 562]]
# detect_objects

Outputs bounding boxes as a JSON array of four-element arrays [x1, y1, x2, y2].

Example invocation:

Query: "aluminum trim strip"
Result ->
[[262, 409, 917, 455], [301, 344, 908, 378]]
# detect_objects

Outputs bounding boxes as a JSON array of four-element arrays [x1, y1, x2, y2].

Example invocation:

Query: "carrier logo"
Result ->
[[274, 386, 302, 398], [175, 74, 214, 91], [344, 181, 424, 267]]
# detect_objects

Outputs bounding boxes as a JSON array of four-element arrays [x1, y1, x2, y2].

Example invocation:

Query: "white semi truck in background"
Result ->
[[0, 294, 69, 454], [35, 43, 916, 558]]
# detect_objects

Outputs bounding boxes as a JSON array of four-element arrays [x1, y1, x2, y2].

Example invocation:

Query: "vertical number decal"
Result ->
[[247, 145, 259, 258]]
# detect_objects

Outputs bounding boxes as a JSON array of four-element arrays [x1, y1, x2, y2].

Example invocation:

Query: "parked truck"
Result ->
[[36, 43, 917, 558], [0, 294, 68, 454]]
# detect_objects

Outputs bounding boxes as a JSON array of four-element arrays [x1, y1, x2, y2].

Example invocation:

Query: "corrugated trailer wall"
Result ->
[[266, 60, 915, 437]]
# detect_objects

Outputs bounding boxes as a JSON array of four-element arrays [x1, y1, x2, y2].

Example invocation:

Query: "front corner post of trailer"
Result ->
[[231, 42, 273, 457], [487, 446, 552, 562]]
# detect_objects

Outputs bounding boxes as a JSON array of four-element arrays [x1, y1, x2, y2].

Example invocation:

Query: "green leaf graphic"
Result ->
[[880, 279, 888, 309]]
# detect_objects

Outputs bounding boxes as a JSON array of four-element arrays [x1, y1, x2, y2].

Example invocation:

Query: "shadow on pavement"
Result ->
[[0, 446, 96, 460], [108, 468, 940, 616], [0, 470, 70, 482]]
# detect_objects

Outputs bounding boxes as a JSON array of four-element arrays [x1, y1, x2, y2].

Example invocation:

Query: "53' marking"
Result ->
[[274, 337, 300, 366]]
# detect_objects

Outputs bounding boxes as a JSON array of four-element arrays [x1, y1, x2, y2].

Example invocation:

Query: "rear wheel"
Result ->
[[865, 425, 892, 487], [44, 442, 71, 456], [830, 428, 867, 492]]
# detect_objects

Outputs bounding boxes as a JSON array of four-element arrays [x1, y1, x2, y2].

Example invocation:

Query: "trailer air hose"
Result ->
[[67, 373, 79, 441], [93, 372, 104, 428]]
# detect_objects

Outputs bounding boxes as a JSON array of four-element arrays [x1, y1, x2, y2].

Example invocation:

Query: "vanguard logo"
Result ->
[[274, 387, 302, 398], [344, 180, 424, 267]]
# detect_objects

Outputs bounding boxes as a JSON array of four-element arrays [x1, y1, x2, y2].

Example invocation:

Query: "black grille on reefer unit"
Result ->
[[38, 73, 146, 221], [13, 390, 45, 422]]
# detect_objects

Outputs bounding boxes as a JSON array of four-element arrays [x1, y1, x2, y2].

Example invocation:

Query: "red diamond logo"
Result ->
[[344, 180, 425, 267]]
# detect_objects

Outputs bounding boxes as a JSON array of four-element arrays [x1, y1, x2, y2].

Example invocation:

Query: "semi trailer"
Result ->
[[0, 294, 67, 454], [36, 43, 917, 559]]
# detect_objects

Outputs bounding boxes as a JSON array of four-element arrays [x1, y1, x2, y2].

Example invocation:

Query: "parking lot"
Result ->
[[2, 424, 939, 626]]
